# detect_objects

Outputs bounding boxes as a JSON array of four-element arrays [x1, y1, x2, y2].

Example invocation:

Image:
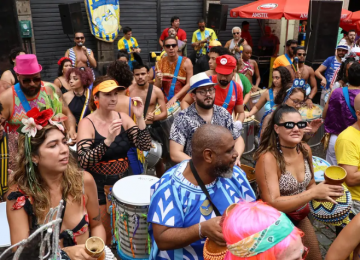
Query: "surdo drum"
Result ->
[[112, 175, 159, 259]]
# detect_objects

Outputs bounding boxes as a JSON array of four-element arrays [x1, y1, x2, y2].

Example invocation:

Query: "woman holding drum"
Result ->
[[254, 105, 344, 260], [77, 76, 151, 244], [6, 105, 105, 259], [245, 66, 292, 119]]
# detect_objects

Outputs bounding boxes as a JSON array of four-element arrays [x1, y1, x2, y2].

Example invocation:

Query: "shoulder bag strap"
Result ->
[[168, 56, 183, 100], [14, 83, 31, 112], [189, 160, 221, 216], [222, 81, 234, 110], [79, 84, 93, 121], [143, 84, 154, 117], [285, 53, 293, 65], [343, 86, 357, 119], [269, 88, 275, 108]]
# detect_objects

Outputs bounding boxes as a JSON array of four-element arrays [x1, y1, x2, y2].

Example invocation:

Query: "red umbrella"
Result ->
[[340, 11, 360, 32], [230, 0, 351, 21]]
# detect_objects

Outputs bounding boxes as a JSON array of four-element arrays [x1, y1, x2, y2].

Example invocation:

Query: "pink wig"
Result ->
[[223, 201, 304, 260], [65, 67, 93, 89]]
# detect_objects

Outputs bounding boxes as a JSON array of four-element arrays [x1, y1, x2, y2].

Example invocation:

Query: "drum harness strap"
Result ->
[[143, 84, 154, 117], [343, 86, 357, 120], [209, 76, 237, 112], [167, 56, 183, 100], [269, 88, 275, 108]]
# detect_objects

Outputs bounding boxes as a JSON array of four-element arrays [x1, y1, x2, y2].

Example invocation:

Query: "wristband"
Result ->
[[199, 222, 205, 239]]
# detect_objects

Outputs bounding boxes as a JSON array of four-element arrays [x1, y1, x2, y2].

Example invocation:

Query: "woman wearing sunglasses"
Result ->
[[245, 66, 292, 118], [254, 105, 344, 260]]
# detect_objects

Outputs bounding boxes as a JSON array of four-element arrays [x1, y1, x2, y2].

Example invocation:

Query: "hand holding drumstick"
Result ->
[[145, 104, 161, 122]]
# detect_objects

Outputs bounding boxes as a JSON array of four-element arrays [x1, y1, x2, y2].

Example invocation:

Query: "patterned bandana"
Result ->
[[227, 213, 294, 257]]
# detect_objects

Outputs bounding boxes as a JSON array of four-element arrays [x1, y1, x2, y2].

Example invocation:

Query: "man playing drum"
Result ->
[[170, 73, 245, 166], [155, 36, 193, 108], [148, 124, 256, 260], [129, 63, 167, 177]]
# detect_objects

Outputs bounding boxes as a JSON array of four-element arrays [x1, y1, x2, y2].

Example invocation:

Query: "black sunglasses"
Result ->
[[22, 77, 41, 84], [233, 32, 240, 35], [75, 37, 85, 40], [277, 121, 307, 129], [297, 53, 306, 56], [164, 44, 177, 49]]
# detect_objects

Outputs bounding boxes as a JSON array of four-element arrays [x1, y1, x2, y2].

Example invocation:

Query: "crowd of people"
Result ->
[[1, 13, 360, 260]]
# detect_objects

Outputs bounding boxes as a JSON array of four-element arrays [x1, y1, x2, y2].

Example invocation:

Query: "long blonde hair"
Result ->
[[11, 125, 83, 222]]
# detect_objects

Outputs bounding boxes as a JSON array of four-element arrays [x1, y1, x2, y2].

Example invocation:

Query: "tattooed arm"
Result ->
[[255, 152, 344, 213], [84, 171, 106, 241]]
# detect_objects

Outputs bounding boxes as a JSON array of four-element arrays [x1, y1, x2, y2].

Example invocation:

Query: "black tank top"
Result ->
[[87, 113, 132, 162], [68, 92, 90, 125], [10, 68, 19, 84]]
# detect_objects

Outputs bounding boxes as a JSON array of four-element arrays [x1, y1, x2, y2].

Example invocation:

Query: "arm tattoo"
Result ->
[[92, 209, 101, 221]]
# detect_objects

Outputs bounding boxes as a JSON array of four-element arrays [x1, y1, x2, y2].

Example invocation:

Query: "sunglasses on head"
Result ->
[[75, 37, 85, 40], [297, 53, 306, 56], [164, 44, 177, 49], [22, 77, 41, 84], [233, 32, 240, 35], [277, 121, 307, 129]]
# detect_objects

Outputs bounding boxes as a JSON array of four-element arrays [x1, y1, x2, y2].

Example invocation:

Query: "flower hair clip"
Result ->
[[57, 57, 72, 66]]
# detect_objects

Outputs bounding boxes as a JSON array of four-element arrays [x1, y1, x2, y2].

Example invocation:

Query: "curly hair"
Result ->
[[253, 105, 310, 175], [106, 60, 133, 89], [271, 67, 292, 90], [57, 57, 72, 77], [65, 67, 93, 89], [11, 125, 83, 223], [335, 57, 356, 83]]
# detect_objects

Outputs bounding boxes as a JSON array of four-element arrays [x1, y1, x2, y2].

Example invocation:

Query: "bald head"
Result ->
[[355, 93, 360, 111], [191, 124, 233, 159], [243, 45, 252, 52]]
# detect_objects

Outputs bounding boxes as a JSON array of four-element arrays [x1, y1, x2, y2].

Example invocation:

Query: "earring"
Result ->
[[276, 135, 283, 154], [94, 100, 100, 109]]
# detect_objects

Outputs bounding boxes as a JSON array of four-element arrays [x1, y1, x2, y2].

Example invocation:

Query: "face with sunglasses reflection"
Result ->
[[164, 39, 178, 57], [18, 73, 42, 97], [192, 85, 215, 110], [74, 32, 85, 47], [274, 112, 305, 145], [296, 49, 306, 63], [232, 29, 241, 40]]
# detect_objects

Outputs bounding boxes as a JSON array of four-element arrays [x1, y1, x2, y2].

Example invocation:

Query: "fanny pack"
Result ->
[[321, 133, 331, 151], [287, 203, 310, 224]]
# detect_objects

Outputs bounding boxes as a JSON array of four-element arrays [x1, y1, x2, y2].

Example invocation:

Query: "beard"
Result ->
[[20, 83, 41, 97], [299, 60, 305, 64], [197, 97, 214, 110], [219, 80, 230, 86], [137, 81, 146, 86], [214, 163, 233, 178]]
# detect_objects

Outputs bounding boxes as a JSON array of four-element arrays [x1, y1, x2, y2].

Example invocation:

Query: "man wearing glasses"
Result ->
[[273, 39, 297, 68], [0, 54, 77, 179], [65, 32, 97, 72], [155, 36, 193, 107], [169, 72, 245, 166], [291, 47, 317, 108], [224, 27, 248, 60]]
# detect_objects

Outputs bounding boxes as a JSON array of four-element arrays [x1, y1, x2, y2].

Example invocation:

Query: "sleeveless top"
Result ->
[[229, 39, 242, 60], [9, 68, 19, 84], [8, 83, 48, 132], [68, 91, 91, 125], [279, 160, 312, 196], [57, 77, 68, 94], [68, 48, 95, 79]]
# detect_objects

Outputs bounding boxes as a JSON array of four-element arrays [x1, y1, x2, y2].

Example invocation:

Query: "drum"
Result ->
[[112, 175, 159, 259], [143, 140, 162, 168], [242, 116, 255, 155], [240, 164, 259, 199], [309, 184, 352, 226], [298, 104, 324, 147], [154, 101, 181, 141], [247, 89, 266, 123], [312, 156, 330, 183], [0, 202, 11, 248]]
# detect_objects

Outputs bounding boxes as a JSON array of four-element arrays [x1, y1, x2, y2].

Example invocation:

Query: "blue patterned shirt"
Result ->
[[170, 104, 241, 156], [147, 160, 256, 260]]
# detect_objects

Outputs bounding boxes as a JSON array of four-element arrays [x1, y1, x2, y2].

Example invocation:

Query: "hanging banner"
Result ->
[[84, 0, 121, 42]]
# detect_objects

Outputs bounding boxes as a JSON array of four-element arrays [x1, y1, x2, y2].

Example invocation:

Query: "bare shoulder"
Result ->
[[258, 152, 277, 164], [302, 142, 313, 157], [306, 65, 315, 73], [83, 171, 96, 188], [62, 91, 73, 103], [153, 85, 164, 95], [250, 59, 258, 66], [184, 57, 193, 68]]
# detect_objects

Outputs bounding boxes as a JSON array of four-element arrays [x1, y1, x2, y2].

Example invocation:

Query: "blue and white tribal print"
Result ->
[[147, 160, 256, 260]]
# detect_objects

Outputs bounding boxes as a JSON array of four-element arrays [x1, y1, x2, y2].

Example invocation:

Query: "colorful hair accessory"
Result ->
[[283, 79, 308, 104], [227, 213, 294, 257], [57, 57, 72, 66], [92, 80, 119, 96]]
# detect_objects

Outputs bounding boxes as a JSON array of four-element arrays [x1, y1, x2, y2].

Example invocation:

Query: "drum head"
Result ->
[[0, 202, 11, 248], [299, 104, 323, 120], [112, 175, 159, 206], [313, 156, 330, 183]]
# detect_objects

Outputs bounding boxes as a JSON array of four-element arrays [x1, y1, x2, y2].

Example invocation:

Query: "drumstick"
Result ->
[[144, 105, 161, 122]]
